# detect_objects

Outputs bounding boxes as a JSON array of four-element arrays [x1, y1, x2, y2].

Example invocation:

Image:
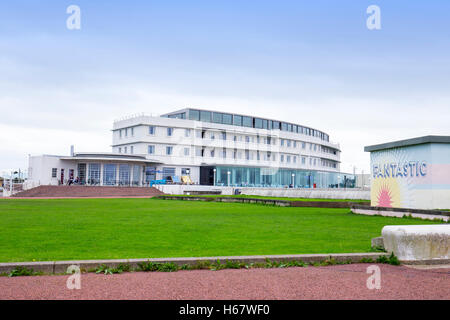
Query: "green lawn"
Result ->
[[169, 194, 370, 203], [0, 198, 441, 263]]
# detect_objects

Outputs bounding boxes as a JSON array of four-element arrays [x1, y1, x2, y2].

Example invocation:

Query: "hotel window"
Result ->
[[287, 140, 291, 147], [51, 168, 57, 178], [288, 124, 293, 132], [124, 146, 127, 153], [293, 156, 297, 163], [125, 128, 128, 137], [245, 150, 250, 160], [149, 126, 155, 135], [293, 141, 297, 148], [272, 121, 280, 130], [242, 116, 252, 128], [88, 163, 101, 185], [262, 119, 268, 130], [189, 109, 200, 120], [185, 129, 191, 137], [184, 148, 190, 156], [223, 113, 233, 125], [222, 148, 226, 158], [211, 133, 215, 140], [212, 112, 222, 123], [233, 135, 237, 142], [130, 146, 134, 154], [233, 149, 237, 159], [119, 130, 122, 138], [302, 157, 306, 164], [167, 127, 173, 136], [221, 131, 226, 140], [233, 115, 242, 126], [200, 110, 212, 122], [131, 127, 134, 136], [166, 146, 173, 155], [314, 159, 317, 166], [257, 151, 260, 161], [210, 149, 215, 158], [245, 136, 250, 143], [280, 139, 284, 146], [181, 168, 191, 175], [118, 147, 122, 153], [281, 123, 288, 131], [267, 137, 271, 145], [148, 145, 155, 154], [280, 155, 284, 162], [314, 144, 317, 151], [254, 118, 263, 129], [302, 142, 306, 149], [286, 155, 291, 163]]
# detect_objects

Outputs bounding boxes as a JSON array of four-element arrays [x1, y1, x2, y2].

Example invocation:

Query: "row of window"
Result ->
[[118, 146, 134, 154], [145, 144, 337, 167], [144, 126, 337, 153], [179, 109, 330, 142], [119, 127, 135, 138]]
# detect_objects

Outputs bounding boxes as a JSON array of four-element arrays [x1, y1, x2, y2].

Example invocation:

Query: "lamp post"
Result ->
[[291, 173, 295, 188], [227, 170, 231, 186], [213, 168, 216, 186]]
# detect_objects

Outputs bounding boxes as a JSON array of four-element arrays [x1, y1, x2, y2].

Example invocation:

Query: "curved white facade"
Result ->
[[112, 109, 354, 188]]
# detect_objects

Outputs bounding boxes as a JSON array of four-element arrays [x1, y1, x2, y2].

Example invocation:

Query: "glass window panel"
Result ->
[[242, 116, 252, 127], [222, 114, 232, 125], [254, 118, 263, 129], [233, 115, 242, 126], [200, 111, 212, 122], [189, 110, 200, 120], [212, 112, 222, 123], [103, 164, 117, 186]]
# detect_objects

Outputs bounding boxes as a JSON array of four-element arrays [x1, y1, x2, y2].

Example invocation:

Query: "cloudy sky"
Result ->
[[1, 0, 449, 176]]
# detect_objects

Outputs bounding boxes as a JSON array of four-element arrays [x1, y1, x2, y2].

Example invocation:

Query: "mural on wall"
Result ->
[[370, 144, 430, 208]]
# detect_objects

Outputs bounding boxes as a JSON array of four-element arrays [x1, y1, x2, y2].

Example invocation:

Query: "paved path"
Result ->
[[1, 264, 449, 300]]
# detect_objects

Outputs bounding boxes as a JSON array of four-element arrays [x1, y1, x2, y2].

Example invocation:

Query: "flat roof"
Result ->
[[364, 135, 450, 152]]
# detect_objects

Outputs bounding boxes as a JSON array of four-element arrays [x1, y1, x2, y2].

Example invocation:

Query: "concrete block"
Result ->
[[371, 237, 385, 249], [382, 225, 450, 261]]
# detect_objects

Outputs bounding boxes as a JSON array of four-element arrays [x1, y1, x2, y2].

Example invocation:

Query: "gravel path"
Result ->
[[1, 264, 449, 300]]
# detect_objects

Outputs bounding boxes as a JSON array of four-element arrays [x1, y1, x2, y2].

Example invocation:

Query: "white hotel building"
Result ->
[[27, 108, 356, 188]]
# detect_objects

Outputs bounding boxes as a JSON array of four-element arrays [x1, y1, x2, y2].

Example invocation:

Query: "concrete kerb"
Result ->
[[0, 253, 390, 275]]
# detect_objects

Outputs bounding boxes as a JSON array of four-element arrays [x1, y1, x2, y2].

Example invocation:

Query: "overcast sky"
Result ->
[[1, 0, 449, 176]]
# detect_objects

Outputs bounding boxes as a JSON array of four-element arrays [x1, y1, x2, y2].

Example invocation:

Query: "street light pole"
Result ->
[[213, 168, 216, 186]]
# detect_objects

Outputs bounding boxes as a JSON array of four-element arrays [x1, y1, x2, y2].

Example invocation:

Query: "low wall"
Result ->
[[351, 205, 449, 222], [241, 187, 370, 200], [155, 185, 370, 200], [157, 195, 366, 208], [382, 225, 450, 263]]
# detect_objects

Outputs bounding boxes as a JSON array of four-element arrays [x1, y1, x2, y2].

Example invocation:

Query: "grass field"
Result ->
[[0, 198, 442, 263], [169, 194, 370, 203]]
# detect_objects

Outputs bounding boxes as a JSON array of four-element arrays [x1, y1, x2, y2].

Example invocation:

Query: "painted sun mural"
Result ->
[[371, 177, 402, 208]]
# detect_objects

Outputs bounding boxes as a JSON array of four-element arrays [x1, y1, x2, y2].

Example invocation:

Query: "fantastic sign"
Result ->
[[372, 161, 427, 179]]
